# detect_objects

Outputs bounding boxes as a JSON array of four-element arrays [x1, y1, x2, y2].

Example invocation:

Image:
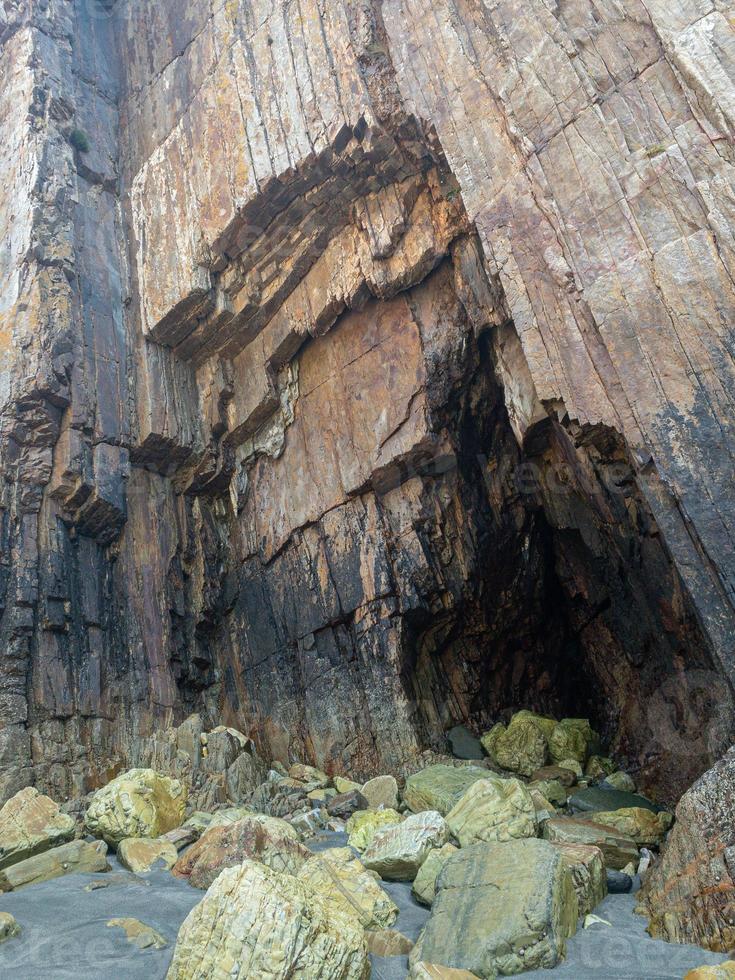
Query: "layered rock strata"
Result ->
[[0, 0, 734, 807]]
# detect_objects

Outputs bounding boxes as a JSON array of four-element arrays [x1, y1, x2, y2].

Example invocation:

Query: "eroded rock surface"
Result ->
[[1, 0, 734, 827]]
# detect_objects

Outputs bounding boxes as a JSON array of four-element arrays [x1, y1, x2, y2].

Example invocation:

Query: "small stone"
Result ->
[[107, 917, 167, 950], [117, 838, 178, 873], [556, 759, 584, 779], [362, 810, 449, 881], [585, 756, 616, 780], [529, 778, 567, 808], [603, 771, 637, 793], [327, 790, 368, 820], [410, 964, 479, 979], [532, 765, 577, 788], [0, 912, 20, 944], [334, 776, 362, 794], [361, 775, 399, 810], [307, 788, 336, 803], [366, 929, 414, 956], [606, 869, 633, 893], [288, 763, 329, 788]]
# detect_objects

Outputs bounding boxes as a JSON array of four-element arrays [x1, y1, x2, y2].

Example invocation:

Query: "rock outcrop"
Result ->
[[1, 0, 734, 827], [640, 748, 735, 951]]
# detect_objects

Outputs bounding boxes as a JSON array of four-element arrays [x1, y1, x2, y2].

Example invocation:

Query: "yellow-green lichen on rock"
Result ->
[[85, 769, 187, 846], [446, 776, 537, 847], [166, 859, 370, 979], [297, 847, 399, 930], [492, 717, 548, 776], [346, 809, 402, 852]]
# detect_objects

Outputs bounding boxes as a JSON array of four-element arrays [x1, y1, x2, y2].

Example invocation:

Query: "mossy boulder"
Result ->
[[588, 807, 672, 847]]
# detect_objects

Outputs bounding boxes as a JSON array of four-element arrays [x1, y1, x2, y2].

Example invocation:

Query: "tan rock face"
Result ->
[[0, 788, 75, 871], [165, 860, 370, 980]]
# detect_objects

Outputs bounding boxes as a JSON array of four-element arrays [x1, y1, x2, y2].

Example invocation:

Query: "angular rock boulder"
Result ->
[[404, 766, 488, 816], [327, 790, 368, 820], [543, 817, 639, 871], [85, 770, 186, 846], [446, 776, 537, 847], [568, 786, 659, 814], [412, 843, 459, 906], [289, 763, 329, 788], [549, 720, 594, 765], [362, 810, 449, 881], [117, 837, 178, 873], [588, 807, 672, 847], [298, 847, 399, 930], [684, 966, 735, 979], [551, 842, 607, 917], [640, 748, 735, 951], [361, 775, 399, 810], [0, 839, 109, 891], [492, 718, 548, 776], [0, 788, 75, 870], [172, 814, 310, 890], [346, 809, 402, 852], [411, 838, 578, 976], [165, 859, 370, 979]]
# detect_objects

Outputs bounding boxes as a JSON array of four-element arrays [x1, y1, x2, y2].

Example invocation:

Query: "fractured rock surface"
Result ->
[[0, 0, 734, 816]]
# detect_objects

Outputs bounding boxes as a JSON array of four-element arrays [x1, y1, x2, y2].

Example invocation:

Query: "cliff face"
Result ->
[[1, 0, 734, 806]]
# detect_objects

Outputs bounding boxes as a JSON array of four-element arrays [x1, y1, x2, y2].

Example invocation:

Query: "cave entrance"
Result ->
[[402, 321, 725, 804]]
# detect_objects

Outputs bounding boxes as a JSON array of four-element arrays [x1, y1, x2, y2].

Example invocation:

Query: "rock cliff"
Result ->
[[1, 0, 734, 807]]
